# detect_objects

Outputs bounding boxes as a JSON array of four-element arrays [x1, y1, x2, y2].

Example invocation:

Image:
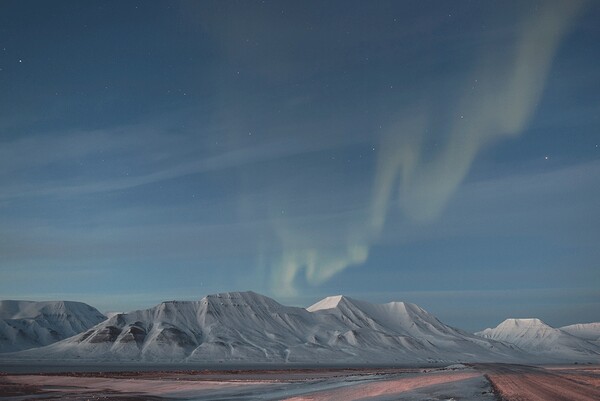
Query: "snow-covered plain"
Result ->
[[0, 300, 106, 353]]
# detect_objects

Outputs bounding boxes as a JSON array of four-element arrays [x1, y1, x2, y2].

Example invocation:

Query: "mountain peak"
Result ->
[[0, 300, 104, 320], [203, 290, 265, 299], [476, 318, 555, 339], [560, 322, 600, 342], [475, 316, 600, 360], [498, 318, 549, 328], [203, 291, 279, 305], [306, 295, 350, 312]]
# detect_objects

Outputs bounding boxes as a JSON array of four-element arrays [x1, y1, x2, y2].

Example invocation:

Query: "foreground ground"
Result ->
[[478, 363, 600, 401], [0, 364, 598, 400]]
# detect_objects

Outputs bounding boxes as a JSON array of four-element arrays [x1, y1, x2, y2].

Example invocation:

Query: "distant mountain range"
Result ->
[[0, 300, 106, 353], [560, 322, 600, 346], [1, 292, 598, 365], [475, 318, 599, 361]]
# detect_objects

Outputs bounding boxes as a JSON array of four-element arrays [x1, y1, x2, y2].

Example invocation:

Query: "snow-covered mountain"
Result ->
[[560, 323, 600, 345], [0, 300, 106, 353], [475, 318, 600, 362], [307, 295, 522, 363], [7, 292, 526, 364], [4, 293, 598, 364]]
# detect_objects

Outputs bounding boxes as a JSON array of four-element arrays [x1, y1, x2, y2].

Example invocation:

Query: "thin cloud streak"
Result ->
[[0, 132, 355, 202]]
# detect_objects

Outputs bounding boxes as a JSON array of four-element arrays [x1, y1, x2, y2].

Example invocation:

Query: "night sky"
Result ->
[[1, 1, 599, 331]]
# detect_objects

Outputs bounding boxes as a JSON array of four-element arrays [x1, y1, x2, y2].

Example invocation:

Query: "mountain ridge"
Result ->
[[560, 322, 600, 344], [0, 292, 526, 363], [0, 300, 107, 353], [475, 317, 600, 361], [2, 292, 598, 365]]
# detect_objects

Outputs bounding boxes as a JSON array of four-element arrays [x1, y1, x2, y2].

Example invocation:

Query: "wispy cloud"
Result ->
[[0, 119, 359, 202]]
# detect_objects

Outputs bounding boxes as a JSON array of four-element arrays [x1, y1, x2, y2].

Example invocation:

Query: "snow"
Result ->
[[475, 318, 600, 362], [104, 311, 123, 319], [560, 322, 600, 344], [2, 291, 525, 364], [1, 292, 598, 365], [443, 363, 469, 370], [306, 294, 346, 311], [0, 300, 106, 353]]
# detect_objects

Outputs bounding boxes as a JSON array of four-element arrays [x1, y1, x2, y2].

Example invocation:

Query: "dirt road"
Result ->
[[476, 363, 600, 401], [0, 368, 490, 400]]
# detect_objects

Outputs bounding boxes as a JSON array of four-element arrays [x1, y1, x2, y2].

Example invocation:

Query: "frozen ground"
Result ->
[[479, 363, 600, 401], [0, 365, 495, 400], [2, 364, 599, 400]]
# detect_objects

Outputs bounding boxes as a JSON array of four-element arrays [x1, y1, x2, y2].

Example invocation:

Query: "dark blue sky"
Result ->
[[1, 1, 598, 331]]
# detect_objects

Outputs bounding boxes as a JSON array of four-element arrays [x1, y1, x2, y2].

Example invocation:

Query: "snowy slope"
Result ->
[[7, 292, 528, 364], [0, 300, 106, 353], [560, 323, 600, 345], [307, 295, 523, 363], [10, 292, 333, 363], [475, 318, 600, 362]]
